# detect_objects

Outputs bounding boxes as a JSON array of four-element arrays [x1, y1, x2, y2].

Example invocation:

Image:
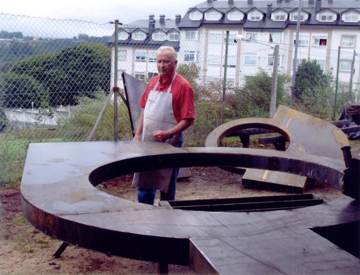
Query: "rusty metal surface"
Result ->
[[205, 105, 349, 191], [21, 141, 360, 274], [242, 168, 307, 193]]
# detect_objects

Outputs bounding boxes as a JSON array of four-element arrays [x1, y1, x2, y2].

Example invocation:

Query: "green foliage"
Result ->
[[9, 44, 111, 106], [0, 72, 48, 108], [0, 138, 30, 186], [0, 31, 23, 39], [225, 70, 288, 119], [186, 100, 224, 146], [293, 60, 334, 119], [0, 108, 8, 131], [0, 34, 110, 69], [59, 93, 132, 141], [177, 63, 201, 98]]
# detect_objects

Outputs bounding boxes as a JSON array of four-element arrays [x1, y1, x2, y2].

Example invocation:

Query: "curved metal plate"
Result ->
[[21, 141, 360, 274]]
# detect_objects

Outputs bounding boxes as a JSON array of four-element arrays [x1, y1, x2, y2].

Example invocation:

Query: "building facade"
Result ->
[[113, 0, 360, 99]]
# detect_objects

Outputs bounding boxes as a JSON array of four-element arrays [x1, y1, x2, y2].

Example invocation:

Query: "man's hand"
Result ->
[[133, 133, 141, 141], [152, 130, 171, 142]]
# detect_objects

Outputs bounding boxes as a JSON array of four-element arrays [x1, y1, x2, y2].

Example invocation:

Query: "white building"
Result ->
[[113, 0, 360, 99], [111, 15, 180, 87]]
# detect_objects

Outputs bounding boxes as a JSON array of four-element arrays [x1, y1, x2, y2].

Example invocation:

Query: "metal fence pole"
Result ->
[[349, 49, 356, 101], [222, 30, 230, 102], [270, 45, 279, 117], [290, 0, 303, 106], [113, 19, 120, 141], [333, 46, 341, 121]]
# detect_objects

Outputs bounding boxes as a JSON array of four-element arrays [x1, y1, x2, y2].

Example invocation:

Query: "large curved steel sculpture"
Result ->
[[205, 105, 352, 192]]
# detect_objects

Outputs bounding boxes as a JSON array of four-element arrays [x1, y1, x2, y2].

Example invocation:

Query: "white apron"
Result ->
[[132, 74, 181, 192]]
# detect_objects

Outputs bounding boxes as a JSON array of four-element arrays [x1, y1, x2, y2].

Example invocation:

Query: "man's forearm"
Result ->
[[134, 110, 144, 140], [166, 119, 193, 136], [152, 118, 194, 142]]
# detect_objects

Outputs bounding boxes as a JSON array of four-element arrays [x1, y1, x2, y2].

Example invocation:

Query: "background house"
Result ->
[[112, 0, 360, 100]]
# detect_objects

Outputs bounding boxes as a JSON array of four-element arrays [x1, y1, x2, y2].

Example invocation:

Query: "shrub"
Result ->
[[0, 72, 48, 108], [225, 70, 288, 119], [293, 60, 335, 119], [0, 108, 8, 132]]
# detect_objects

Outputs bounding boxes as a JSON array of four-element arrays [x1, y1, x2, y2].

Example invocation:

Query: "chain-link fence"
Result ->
[[0, 14, 132, 185], [1, 13, 359, 186]]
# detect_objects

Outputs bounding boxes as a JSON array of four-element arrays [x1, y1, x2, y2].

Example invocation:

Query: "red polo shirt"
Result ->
[[139, 74, 195, 123]]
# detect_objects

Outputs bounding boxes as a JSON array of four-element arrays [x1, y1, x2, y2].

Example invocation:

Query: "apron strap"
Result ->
[[154, 73, 177, 93]]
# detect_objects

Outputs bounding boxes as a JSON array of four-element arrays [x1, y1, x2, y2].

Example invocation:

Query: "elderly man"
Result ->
[[133, 46, 195, 205]]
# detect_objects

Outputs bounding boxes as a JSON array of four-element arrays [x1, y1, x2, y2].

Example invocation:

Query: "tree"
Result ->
[[293, 60, 334, 119], [227, 70, 288, 118], [0, 108, 8, 132], [0, 73, 48, 108], [10, 44, 111, 106], [176, 63, 201, 99]]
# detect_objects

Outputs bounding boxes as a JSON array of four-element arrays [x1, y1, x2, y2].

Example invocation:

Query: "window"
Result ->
[[185, 31, 198, 40], [227, 33, 238, 45], [269, 32, 282, 43], [132, 31, 146, 41], [227, 10, 244, 21], [290, 12, 308, 22], [118, 50, 127, 61], [225, 55, 236, 67], [148, 72, 157, 79], [311, 35, 327, 47], [135, 50, 147, 62], [339, 60, 352, 72], [341, 35, 356, 48], [268, 55, 274, 66], [135, 73, 146, 81], [189, 10, 203, 21], [247, 10, 263, 21], [204, 10, 222, 21], [244, 54, 257, 65], [148, 51, 157, 62], [342, 11, 360, 23], [152, 31, 166, 41], [294, 33, 309, 47], [245, 32, 257, 41], [271, 11, 288, 22], [208, 32, 222, 44], [184, 51, 197, 62], [118, 31, 129, 40], [316, 11, 337, 22], [207, 54, 221, 65], [168, 32, 179, 41]]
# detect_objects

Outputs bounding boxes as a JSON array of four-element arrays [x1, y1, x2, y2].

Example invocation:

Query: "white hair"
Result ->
[[156, 46, 177, 60]]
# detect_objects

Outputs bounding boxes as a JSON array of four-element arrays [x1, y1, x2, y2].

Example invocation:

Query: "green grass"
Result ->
[[0, 137, 29, 186], [0, 133, 65, 186]]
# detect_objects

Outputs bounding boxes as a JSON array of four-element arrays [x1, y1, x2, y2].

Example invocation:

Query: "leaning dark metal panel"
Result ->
[[121, 72, 145, 135]]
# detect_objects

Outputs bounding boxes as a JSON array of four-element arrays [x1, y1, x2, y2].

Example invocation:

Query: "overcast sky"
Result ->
[[1, 0, 202, 24]]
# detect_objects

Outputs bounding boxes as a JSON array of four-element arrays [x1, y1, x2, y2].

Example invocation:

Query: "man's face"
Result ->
[[157, 50, 177, 77]]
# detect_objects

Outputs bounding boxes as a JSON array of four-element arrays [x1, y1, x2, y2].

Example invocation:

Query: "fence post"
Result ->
[[290, 0, 303, 106], [333, 46, 341, 121], [270, 45, 279, 117], [113, 19, 120, 141], [349, 49, 356, 101], [222, 30, 230, 102]]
